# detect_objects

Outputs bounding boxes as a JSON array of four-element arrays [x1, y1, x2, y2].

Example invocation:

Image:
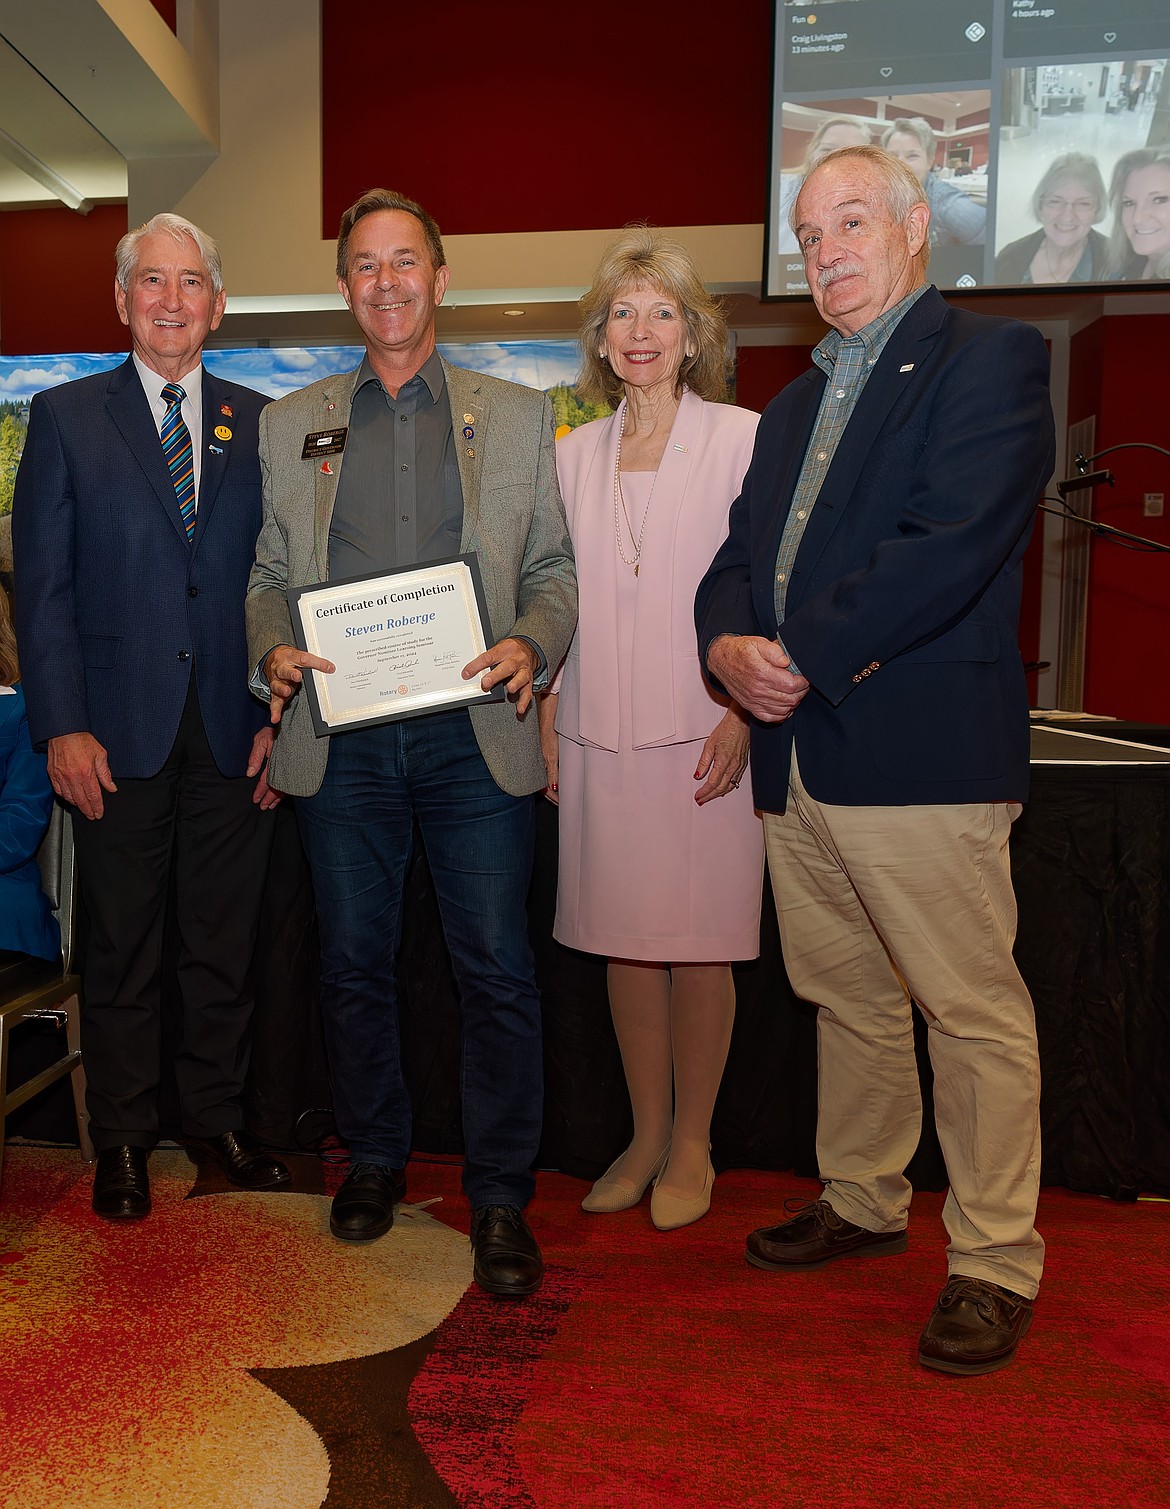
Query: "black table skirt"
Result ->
[[255, 757, 1170, 1200], [11, 763, 1170, 1202]]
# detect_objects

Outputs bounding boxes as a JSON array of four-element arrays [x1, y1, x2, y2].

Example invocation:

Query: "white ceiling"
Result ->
[[0, 0, 216, 214], [0, 35, 126, 207]]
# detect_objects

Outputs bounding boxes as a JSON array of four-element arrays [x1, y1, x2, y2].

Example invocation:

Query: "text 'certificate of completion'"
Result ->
[[288, 554, 503, 737]]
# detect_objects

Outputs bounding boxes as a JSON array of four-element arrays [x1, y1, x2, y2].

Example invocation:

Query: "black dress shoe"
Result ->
[[330, 1163, 406, 1242], [185, 1130, 291, 1190], [470, 1205, 544, 1297], [92, 1145, 151, 1220], [918, 1276, 1035, 1375], [746, 1197, 908, 1271]]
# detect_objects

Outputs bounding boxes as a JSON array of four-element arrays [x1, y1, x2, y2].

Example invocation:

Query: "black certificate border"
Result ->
[[287, 553, 505, 739]]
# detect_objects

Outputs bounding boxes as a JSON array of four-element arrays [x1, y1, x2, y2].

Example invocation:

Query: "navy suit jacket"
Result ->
[[696, 289, 1056, 812], [12, 358, 268, 779]]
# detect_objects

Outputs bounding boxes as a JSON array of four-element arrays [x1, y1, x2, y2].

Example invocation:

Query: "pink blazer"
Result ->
[[554, 390, 759, 751]]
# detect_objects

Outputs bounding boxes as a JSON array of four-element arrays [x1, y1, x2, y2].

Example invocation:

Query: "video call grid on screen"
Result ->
[[764, 0, 1170, 299]]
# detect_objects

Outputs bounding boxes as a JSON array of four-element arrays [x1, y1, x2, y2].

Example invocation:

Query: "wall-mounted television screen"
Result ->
[[764, 0, 1170, 297]]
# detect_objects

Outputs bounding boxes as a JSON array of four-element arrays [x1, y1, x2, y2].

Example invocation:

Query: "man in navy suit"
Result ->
[[697, 147, 1055, 1375], [13, 213, 289, 1218]]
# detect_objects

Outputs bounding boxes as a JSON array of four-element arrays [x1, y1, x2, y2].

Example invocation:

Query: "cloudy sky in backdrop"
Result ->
[[0, 341, 581, 403]]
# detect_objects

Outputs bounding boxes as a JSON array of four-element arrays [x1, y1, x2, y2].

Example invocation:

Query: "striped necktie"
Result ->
[[160, 381, 196, 541]]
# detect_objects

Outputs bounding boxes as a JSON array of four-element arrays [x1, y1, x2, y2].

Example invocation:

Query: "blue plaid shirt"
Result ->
[[774, 285, 929, 653]]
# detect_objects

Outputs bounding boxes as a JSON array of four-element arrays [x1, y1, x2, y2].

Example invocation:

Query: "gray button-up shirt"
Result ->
[[774, 284, 930, 639], [328, 349, 463, 582]]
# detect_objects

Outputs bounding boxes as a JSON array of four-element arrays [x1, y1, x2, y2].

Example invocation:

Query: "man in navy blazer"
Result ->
[[13, 213, 289, 1218], [697, 147, 1055, 1376]]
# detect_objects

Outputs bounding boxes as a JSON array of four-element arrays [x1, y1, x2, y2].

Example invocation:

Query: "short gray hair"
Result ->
[[793, 146, 931, 272], [115, 213, 223, 294], [1031, 153, 1107, 222]]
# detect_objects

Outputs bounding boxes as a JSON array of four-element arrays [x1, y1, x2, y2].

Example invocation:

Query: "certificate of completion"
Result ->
[[287, 555, 503, 737]]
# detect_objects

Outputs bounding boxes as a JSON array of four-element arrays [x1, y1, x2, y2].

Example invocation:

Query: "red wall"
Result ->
[[320, 0, 773, 238], [0, 204, 129, 355], [736, 344, 813, 416], [1078, 315, 1170, 721]]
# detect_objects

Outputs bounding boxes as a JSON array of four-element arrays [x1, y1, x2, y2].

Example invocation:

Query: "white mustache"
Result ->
[[818, 263, 863, 288]]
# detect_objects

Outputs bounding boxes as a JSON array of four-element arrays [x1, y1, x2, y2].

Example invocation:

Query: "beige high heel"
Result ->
[[650, 1152, 715, 1232], [581, 1143, 671, 1213]]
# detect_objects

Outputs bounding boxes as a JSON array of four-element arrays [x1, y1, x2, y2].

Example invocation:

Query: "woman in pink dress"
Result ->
[[539, 229, 763, 1231]]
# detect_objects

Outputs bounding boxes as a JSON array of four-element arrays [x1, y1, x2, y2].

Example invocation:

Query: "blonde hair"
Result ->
[[576, 227, 730, 406], [0, 589, 18, 685], [802, 116, 871, 172], [1107, 148, 1170, 281], [881, 117, 938, 168]]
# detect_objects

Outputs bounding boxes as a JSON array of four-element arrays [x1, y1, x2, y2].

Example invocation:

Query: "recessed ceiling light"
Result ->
[[502, 308, 525, 317]]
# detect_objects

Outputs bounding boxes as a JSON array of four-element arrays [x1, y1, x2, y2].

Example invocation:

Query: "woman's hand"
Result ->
[[693, 704, 750, 806], [538, 691, 560, 804]]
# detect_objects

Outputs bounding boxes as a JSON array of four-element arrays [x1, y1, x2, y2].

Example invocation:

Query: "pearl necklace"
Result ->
[[613, 406, 658, 577]]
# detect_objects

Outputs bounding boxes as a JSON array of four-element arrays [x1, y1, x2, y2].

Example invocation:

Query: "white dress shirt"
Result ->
[[133, 354, 206, 507]]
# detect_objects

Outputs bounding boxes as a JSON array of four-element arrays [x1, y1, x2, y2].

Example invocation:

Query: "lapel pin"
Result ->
[[321, 461, 333, 475], [220, 402, 233, 417], [466, 447, 476, 459], [899, 364, 915, 373], [462, 425, 475, 440], [674, 443, 688, 452], [463, 413, 475, 424], [209, 443, 224, 455], [326, 401, 336, 412], [214, 424, 232, 441]]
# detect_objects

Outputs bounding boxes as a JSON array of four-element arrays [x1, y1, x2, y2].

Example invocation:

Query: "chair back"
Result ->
[[34, 802, 76, 975]]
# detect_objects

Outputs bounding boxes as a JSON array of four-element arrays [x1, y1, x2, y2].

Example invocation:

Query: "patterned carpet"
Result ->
[[1, 1146, 1168, 1507]]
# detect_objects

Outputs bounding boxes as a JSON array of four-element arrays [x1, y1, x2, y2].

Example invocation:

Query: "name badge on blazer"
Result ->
[[301, 428, 348, 459]]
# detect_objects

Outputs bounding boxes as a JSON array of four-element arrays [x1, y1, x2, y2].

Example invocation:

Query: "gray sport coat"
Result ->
[[246, 357, 577, 797]]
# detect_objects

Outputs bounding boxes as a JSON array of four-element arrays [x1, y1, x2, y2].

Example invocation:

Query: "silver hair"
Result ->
[[115, 212, 224, 294], [791, 146, 931, 272]]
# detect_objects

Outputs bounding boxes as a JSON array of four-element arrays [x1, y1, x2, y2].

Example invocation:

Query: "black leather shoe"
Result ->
[[329, 1162, 406, 1241], [92, 1145, 151, 1220], [918, 1276, 1035, 1375], [185, 1131, 291, 1190], [470, 1204, 544, 1297], [746, 1197, 908, 1271]]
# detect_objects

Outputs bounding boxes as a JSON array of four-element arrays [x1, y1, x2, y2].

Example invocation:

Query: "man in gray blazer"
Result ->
[[247, 189, 576, 1296]]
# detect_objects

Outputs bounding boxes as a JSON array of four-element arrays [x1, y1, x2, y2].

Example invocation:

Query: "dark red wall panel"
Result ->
[[1081, 315, 1170, 721], [149, 0, 177, 31], [736, 343, 813, 416], [0, 204, 129, 356], [321, 0, 773, 238]]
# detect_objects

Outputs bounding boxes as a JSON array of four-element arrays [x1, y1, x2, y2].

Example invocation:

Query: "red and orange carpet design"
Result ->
[[1, 1146, 1168, 1507]]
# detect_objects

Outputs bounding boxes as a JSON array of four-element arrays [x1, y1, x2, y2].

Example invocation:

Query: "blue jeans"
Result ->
[[296, 709, 541, 1208]]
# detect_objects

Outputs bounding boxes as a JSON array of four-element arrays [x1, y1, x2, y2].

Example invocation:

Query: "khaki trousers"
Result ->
[[762, 752, 1044, 1297]]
